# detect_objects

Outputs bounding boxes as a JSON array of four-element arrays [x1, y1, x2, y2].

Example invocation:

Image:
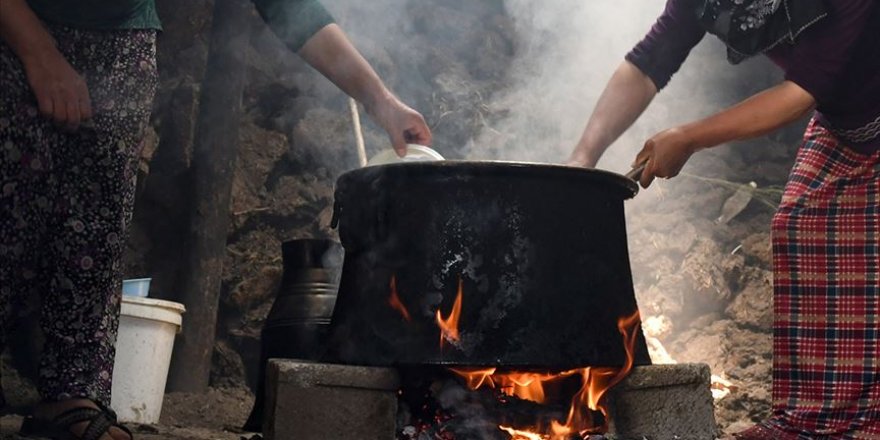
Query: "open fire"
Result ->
[[389, 275, 412, 322], [390, 275, 643, 439], [436, 278, 464, 347]]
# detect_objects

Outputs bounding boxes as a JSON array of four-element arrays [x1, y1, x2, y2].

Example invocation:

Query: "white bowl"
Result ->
[[366, 144, 444, 166], [122, 278, 152, 298]]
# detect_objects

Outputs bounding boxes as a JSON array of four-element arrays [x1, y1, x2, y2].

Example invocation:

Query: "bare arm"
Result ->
[[297, 24, 384, 115], [635, 80, 815, 187], [567, 61, 658, 168], [0, 0, 56, 62], [0, 0, 92, 129], [298, 24, 431, 155], [678, 81, 815, 151]]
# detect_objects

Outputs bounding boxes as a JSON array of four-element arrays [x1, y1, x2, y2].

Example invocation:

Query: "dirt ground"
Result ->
[[1, 388, 257, 440]]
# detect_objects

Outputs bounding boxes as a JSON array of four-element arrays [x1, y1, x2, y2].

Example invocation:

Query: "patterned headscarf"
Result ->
[[697, 0, 828, 63]]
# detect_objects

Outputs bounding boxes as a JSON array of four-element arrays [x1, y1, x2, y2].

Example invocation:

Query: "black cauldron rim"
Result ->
[[337, 160, 639, 199]]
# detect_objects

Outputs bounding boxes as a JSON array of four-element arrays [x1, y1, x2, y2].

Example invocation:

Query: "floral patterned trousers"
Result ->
[[0, 25, 157, 406]]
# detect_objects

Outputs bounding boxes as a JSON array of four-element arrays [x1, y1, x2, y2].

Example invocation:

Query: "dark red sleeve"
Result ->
[[781, 0, 875, 105], [625, 0, 706, 91]]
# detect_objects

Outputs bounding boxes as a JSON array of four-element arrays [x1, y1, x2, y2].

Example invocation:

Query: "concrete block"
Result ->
[[607, 363, 719, 440], [264, 359, 400, 440]]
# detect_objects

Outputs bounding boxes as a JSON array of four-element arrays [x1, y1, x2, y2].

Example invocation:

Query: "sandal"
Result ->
[[17, 401, 133, 440]]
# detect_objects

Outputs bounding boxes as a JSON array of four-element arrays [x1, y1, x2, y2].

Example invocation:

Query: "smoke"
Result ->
[[469, 0, 667, 166], [298, 0, 789, 363], [468, 0, 783, 171], [316, 0, 781, 169]]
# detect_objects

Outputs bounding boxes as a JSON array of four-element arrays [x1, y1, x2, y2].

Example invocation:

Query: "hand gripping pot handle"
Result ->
[[625, 162, 647, 182]]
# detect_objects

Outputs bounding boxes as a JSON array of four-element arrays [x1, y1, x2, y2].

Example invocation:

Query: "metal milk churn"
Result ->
[[243, 238, 343, 431]]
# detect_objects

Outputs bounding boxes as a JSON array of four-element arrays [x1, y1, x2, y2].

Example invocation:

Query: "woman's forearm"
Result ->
[[296, 23, 431, 153], [633, 80, 817, 188], [681, 81, 816, 152], [1, 0, 93, 128], [297, 24, 392, 112], [569, 61, 658, 167], [0, 0, 59, 66]]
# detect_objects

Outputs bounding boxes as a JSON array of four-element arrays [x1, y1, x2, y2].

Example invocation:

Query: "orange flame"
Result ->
[[388, 275, 411, 321], [499, 425, 544, 440], [449, 366, 497, 390], [436, 278, 463, 347], [551, 309, 641, 437], [449, 368, 575, 403], [450, 309, 643, 439]]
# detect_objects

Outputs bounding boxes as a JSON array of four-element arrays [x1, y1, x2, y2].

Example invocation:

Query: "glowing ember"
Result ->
[[388, 275, 411, 321], [499, 425, 545, 440], [436, 278, 463, 346], [451, 310, 643, 439]]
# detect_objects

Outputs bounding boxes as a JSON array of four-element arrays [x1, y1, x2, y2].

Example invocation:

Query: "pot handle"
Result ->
[[625, 162, 647, 182], [330, 198, 341, 229]]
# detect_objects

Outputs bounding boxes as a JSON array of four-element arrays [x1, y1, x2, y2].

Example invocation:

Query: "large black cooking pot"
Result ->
[[325, 161, 651, 369]]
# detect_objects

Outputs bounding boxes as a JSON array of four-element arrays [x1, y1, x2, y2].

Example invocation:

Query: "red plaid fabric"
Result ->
[[737, 119, 880, 440]]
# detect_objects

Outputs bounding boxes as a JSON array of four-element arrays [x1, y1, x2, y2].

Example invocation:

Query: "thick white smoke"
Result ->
[[322, 0, 781, 169], [470, 0, 783, 171]]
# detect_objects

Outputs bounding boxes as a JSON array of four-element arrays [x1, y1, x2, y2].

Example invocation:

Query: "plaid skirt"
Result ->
[[738, 118, 880, 439]]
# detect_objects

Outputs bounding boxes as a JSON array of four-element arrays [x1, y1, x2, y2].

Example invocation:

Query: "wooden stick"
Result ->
[[349, 97, 367, 167], [167, 0, 251, 393]]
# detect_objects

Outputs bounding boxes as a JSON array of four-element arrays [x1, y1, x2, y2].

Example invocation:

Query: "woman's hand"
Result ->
[[631, 81, 815, 188], [633, 127, 696, 188], [1, 0, 93, 130], [368, 93, 432, 157], [22, 49, 92, 130], [296, 25, 432, 157]]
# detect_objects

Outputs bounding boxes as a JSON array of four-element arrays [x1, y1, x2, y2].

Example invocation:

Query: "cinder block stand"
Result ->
[[264, 360, 718, 440], [264, 359, 400, 440], [607, 363, 719, 440]]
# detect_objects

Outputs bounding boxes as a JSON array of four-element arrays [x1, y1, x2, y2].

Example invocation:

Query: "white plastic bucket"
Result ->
[[111, 296, 185, 424]]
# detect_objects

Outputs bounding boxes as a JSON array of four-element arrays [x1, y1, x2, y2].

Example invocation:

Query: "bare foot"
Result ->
[[34, 399, 131, 440]]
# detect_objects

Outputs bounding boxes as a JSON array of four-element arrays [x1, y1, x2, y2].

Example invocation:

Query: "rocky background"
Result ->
[[2, 0, 810, 436], [123, 0, 518, 393]]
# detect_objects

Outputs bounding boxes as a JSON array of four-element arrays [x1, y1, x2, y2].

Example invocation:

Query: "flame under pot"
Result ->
[[326, 161, 651, 369]]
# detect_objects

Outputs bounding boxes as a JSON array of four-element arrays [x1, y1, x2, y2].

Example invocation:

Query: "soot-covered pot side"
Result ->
[[325, 161, 651, 369]]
